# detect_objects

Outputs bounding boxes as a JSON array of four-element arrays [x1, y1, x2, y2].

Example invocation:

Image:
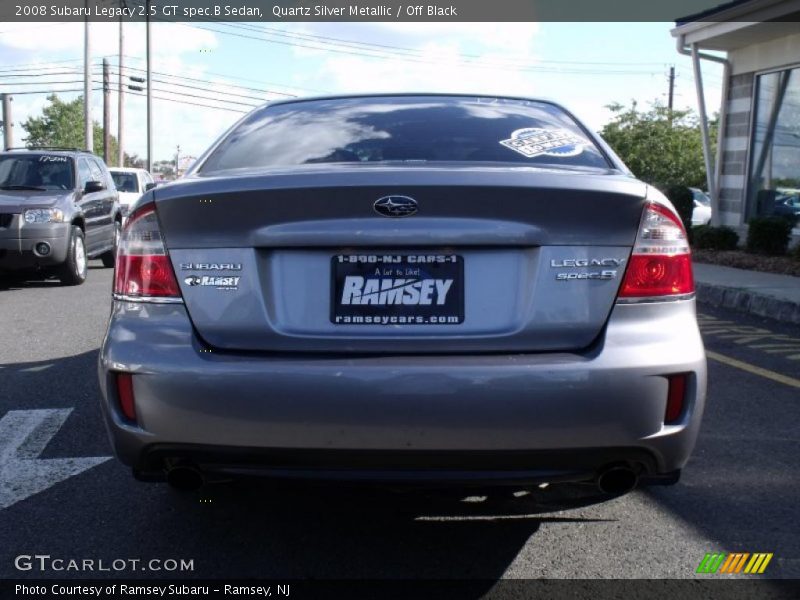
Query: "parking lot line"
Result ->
[[707, 350, 800, 389]]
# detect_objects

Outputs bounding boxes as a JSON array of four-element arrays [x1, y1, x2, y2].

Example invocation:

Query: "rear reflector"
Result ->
[[665, 373, 687, 423], [115, 373, 136, 422], [114, 203, 181, 299], [618, 202, 694, 300]]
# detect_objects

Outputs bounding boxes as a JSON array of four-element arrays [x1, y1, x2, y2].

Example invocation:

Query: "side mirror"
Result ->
[[145, 182, 156, 191], [84, 180, 105, 193]]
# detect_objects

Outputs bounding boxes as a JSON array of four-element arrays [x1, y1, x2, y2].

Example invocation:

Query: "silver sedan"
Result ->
[[98, 94, 706, 496]]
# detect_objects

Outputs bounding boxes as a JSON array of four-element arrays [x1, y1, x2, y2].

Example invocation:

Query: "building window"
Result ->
[[748, 65, 800, 230]]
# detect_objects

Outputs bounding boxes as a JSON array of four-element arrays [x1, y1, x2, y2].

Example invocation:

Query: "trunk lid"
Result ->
[[155, 165, 645, 353]]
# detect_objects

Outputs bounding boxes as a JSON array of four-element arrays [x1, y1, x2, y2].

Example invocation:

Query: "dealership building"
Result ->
[[672, 0, 800, 245]]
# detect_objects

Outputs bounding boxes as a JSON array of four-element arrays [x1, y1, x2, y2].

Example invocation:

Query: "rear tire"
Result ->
[[100, 220, 121, 268], [57, 225, 88, 286]]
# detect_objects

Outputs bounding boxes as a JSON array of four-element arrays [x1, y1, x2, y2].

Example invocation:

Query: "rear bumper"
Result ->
[[0, 220, 70, 269], [98, 300, 707, 482]]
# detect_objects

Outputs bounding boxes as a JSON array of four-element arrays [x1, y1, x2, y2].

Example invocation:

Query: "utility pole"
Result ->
[[84, 4, 92, 152], [1, 94, 13, 149], [175, 144, 180, 178], [668, 66, 675, 114], [146, 0, 153, 173], [118, 16, 124, 166], [103, 59, 111, 163]]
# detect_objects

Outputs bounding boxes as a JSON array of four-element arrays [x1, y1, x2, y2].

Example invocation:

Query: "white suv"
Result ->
[[109, 167, 155, 216]]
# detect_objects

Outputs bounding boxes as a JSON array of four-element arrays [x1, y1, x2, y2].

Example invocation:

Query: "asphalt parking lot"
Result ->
[[0, 264, 798, 581]]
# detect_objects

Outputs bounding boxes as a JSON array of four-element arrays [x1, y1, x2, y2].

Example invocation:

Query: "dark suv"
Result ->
[[0, 148, 122, 285]]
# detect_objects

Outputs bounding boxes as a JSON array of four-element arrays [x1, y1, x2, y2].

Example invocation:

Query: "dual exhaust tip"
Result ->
[[165, 463, 640, 495], [166, 465, 205, 491], [596, 466, 639, 495]]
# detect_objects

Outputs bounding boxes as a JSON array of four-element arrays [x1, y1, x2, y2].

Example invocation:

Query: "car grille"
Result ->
[[0, 214, 12, 228]]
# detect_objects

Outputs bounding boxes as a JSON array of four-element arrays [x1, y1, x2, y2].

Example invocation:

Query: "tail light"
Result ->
[[618, 202, 694, 300], [114, 203, 181, 300]]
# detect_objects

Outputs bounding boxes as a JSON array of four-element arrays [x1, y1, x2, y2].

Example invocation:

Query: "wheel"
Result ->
[[57, 225, 88, 285], [100, 220, 121, 268]]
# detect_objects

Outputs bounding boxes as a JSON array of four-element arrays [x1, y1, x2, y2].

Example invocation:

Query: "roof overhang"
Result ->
[[672, 0, 800, 51]]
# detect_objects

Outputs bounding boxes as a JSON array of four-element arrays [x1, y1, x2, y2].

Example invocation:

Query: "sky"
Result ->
[[0, 21, 724, 165]]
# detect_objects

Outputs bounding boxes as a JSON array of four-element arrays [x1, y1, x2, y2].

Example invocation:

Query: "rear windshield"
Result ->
[[111, 171, 139, 193], [199, 96, 610, 173], [0, 154, 75, 191]]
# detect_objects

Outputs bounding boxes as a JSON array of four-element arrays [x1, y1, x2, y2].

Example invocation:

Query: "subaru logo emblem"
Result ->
[[373, 195, 418, 218]]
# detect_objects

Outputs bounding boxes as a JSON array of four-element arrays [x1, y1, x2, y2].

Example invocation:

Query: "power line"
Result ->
[[110, 72, 273, 103], [114, 64, 297, 98], [198, 22, 668, 75], [111, 85, 249, 113], [116, 55, 323, 95], [0, 88, 88, 95], [2, 76, 258, 113], [0, 80, 87, 86], [244, 23, 672, 67], [0, 71, 101, 79], [115, 4, 670, 76], [0, 57, 86, 72]]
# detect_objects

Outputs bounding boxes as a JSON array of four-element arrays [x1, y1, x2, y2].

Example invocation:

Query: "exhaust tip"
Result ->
[[166, 465, 205, 491], [597, 466, 638, 495]]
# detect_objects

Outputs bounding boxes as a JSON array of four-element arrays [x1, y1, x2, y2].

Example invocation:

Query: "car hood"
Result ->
[[0, 190, 70, 211]]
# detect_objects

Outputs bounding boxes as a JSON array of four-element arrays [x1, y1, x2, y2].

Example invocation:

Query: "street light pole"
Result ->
[[118, 16, 124, 166], [103, 59, 111, 163], [146, 0, 153, 173], [84, 4, 92, 152], [2, 94, 13, 149]]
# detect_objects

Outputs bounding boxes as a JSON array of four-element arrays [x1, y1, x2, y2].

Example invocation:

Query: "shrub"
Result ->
[[662, 184, 694, 236], [746, 217, 793, 255], [692, 225, 739, 250]]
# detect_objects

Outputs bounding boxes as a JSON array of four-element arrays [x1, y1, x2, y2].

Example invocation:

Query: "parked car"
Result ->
[[108, 167, 155, 216], [99, 94, 707, 497], [0, 148, 122, 284], [690, 188, 712, 225], [773, 191, 800, 225]]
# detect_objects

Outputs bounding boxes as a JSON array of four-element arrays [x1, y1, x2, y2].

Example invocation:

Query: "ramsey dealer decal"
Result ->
[[500, 128, 584, 159], [184, 275, 240, 290], [341, 276, 453, 306]]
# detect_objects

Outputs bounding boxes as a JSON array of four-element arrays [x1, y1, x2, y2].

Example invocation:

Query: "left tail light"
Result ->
[[617, 202, 694, 300], [114, 203, 181, 300]]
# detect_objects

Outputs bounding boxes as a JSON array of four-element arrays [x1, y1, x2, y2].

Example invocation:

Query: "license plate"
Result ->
[[331, 254, 464, 325]]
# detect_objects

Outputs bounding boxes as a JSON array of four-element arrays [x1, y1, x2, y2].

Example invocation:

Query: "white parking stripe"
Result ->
[[0, 409, 111, 510]]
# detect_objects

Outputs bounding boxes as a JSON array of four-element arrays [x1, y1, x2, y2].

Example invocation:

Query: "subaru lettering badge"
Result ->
[[373, 196, 418, 218]]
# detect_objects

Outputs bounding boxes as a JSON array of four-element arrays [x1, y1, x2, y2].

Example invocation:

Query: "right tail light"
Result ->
[[617, 203, 694, 300]]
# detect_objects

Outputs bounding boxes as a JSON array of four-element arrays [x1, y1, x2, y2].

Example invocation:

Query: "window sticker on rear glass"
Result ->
[[499, 128, 584, 159], [38, 155, 68, 162]]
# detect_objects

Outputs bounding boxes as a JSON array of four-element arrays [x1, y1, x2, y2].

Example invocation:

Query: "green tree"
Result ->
[[21, 94, 123, 166], [600, 101, 717, 189]]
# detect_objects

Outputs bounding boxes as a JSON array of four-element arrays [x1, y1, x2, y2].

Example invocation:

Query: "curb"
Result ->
[[696, 282, 800, 325]]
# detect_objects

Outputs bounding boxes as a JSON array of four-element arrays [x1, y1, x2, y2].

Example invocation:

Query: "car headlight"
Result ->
[[24, 208, 65, 224]]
